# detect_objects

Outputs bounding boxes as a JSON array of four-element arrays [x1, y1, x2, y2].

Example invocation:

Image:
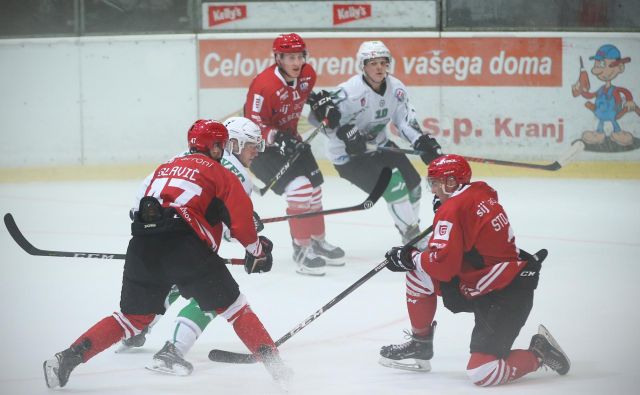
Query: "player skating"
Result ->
[[43, 120, 291, 388], [147, 117, 267, 375], [308, 40, 442, 247], [381, 154, 570, 385], [245, 33, 344, 276]]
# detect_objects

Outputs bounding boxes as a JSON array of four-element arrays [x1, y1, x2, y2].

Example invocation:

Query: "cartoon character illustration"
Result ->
[[572, 44, 640, 152]]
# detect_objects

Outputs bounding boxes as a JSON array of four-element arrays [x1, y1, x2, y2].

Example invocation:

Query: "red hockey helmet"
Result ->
[[427, 154, 472, 188], [272, 33, 306, 54], [187, 119, 229, 153]]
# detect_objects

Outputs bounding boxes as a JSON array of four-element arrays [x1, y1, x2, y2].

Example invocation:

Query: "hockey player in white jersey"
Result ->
[[118, 117, 270, 376], [308, 40, 442, 245]]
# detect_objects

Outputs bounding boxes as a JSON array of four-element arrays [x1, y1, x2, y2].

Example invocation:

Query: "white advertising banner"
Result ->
[[198, 32, 640, 163], [201, 1, 437, 30]]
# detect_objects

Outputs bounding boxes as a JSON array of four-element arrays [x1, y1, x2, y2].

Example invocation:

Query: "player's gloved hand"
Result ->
[[336, 124, 367, 156], [440, 277, 473, 313], [244, 236, 273, 274], [253, 211, 264, 233], [274, 132, 309, 157], [432, 195, 441, 213], [384, 246, 418, 272], [308, 90, 341, 129], [222, 227, 233, 242], [413, 134, 442, 165]]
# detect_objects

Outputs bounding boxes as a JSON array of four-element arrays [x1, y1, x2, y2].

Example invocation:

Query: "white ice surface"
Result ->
[[1, 176, 639, 394]]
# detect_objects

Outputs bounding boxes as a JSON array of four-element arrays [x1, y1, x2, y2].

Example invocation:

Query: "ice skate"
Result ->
[[146, 341, 193, 376], [529, 324, 570, 375], [293, 242, 326, 276], [379, 323, 436, 372], [114, 326, 148, 353], [257, 345, 293, 389], [311, 237, 345, 266], [43, 340, 89, 389]]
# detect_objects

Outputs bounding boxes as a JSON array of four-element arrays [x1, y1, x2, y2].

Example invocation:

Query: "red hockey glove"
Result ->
[[244, 236, 273, 274]]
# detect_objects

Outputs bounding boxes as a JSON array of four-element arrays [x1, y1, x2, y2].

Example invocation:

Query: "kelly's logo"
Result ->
[[333, 4, 371, 25], [207, 5, 247, 27]]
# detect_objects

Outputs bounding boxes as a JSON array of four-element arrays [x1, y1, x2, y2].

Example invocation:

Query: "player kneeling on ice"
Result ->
[[380, 154, 570, 386], [43, 120, 291, 389]]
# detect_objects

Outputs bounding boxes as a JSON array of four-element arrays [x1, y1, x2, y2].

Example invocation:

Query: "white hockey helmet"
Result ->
[[356, 40, 391, 71], [223, 116, 265, 154]]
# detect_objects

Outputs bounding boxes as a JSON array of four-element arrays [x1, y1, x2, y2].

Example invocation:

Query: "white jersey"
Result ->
[[325, 74, 423, 165], [219, 151, 254, 197]]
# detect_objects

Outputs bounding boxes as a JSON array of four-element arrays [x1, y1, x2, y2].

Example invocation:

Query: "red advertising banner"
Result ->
[[333, 4, 372, 25], [199, 37, 563, 88]]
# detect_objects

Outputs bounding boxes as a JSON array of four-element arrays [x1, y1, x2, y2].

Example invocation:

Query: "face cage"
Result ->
[[230, 138, 265, 155]]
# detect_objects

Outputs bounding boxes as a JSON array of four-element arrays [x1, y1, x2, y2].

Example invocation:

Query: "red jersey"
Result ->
[[141, 153, 260, 255], [416, 181, 527, 298], [244, 63, 316, 141]]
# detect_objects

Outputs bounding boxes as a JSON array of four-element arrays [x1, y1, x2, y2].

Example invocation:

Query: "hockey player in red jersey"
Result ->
[[245, 32, 344, 276], [43, 120, 290, 388], [380, 154, 570, 386]]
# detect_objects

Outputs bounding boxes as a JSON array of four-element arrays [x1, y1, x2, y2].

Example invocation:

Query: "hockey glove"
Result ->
[[432, 195, 442, 213], [413, 134, 442, 165], [336, 124, 367, 156], [440, 277, 473, 313], [384, 246, 418, 272], [244, 236, 273, 274], [274, 132, 309, 158], [253, 211, 264, 233], [308, 90, 341, 129]]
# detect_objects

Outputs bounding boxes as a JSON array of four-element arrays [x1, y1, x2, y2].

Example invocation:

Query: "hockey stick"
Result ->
[[4, 213, 244, 265], [373, 145, 580, 171], [260, 167, 391, 224], [255, 122, 326, 196], [208, 224, 434, 364]]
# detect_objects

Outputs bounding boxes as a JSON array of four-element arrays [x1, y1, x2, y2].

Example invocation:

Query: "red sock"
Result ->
[[287, 206, 313, 244], [231, 305, 276, 354], [406, 293, 437, 337], [467, 351, 540, 386], [72, 316, 124, 362], [72, 313, 155, 362]]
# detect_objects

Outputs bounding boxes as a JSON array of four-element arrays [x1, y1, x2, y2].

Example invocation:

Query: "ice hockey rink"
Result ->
[[1, 174, 639, 395]]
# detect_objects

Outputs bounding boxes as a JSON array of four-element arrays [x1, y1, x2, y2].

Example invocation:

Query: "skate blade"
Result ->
[[145, 363, 192, 376], [378, 357, 431, 372], [295, 267, 326, 276], [325, 258, 346, 267], [538, 324, 571, 371], [43, 359, 60, 389], [114, 343, 140, 353]]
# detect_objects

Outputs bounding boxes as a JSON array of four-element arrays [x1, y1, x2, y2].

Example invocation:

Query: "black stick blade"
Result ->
[[208, 349, 257, 364]]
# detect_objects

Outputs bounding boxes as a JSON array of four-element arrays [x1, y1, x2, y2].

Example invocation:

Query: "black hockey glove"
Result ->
[[308, 90, 341, 129], [252, 211, 264, 233], [244, 236, 273, 274], [384, 246, 418, 272], [432, 195, 442, 213], [413, 134, 442, 165], [336, 124, 367, 156], [274, 132, 309, 158], [440, 277, 473, 313], [511, 248, 547, 290]]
